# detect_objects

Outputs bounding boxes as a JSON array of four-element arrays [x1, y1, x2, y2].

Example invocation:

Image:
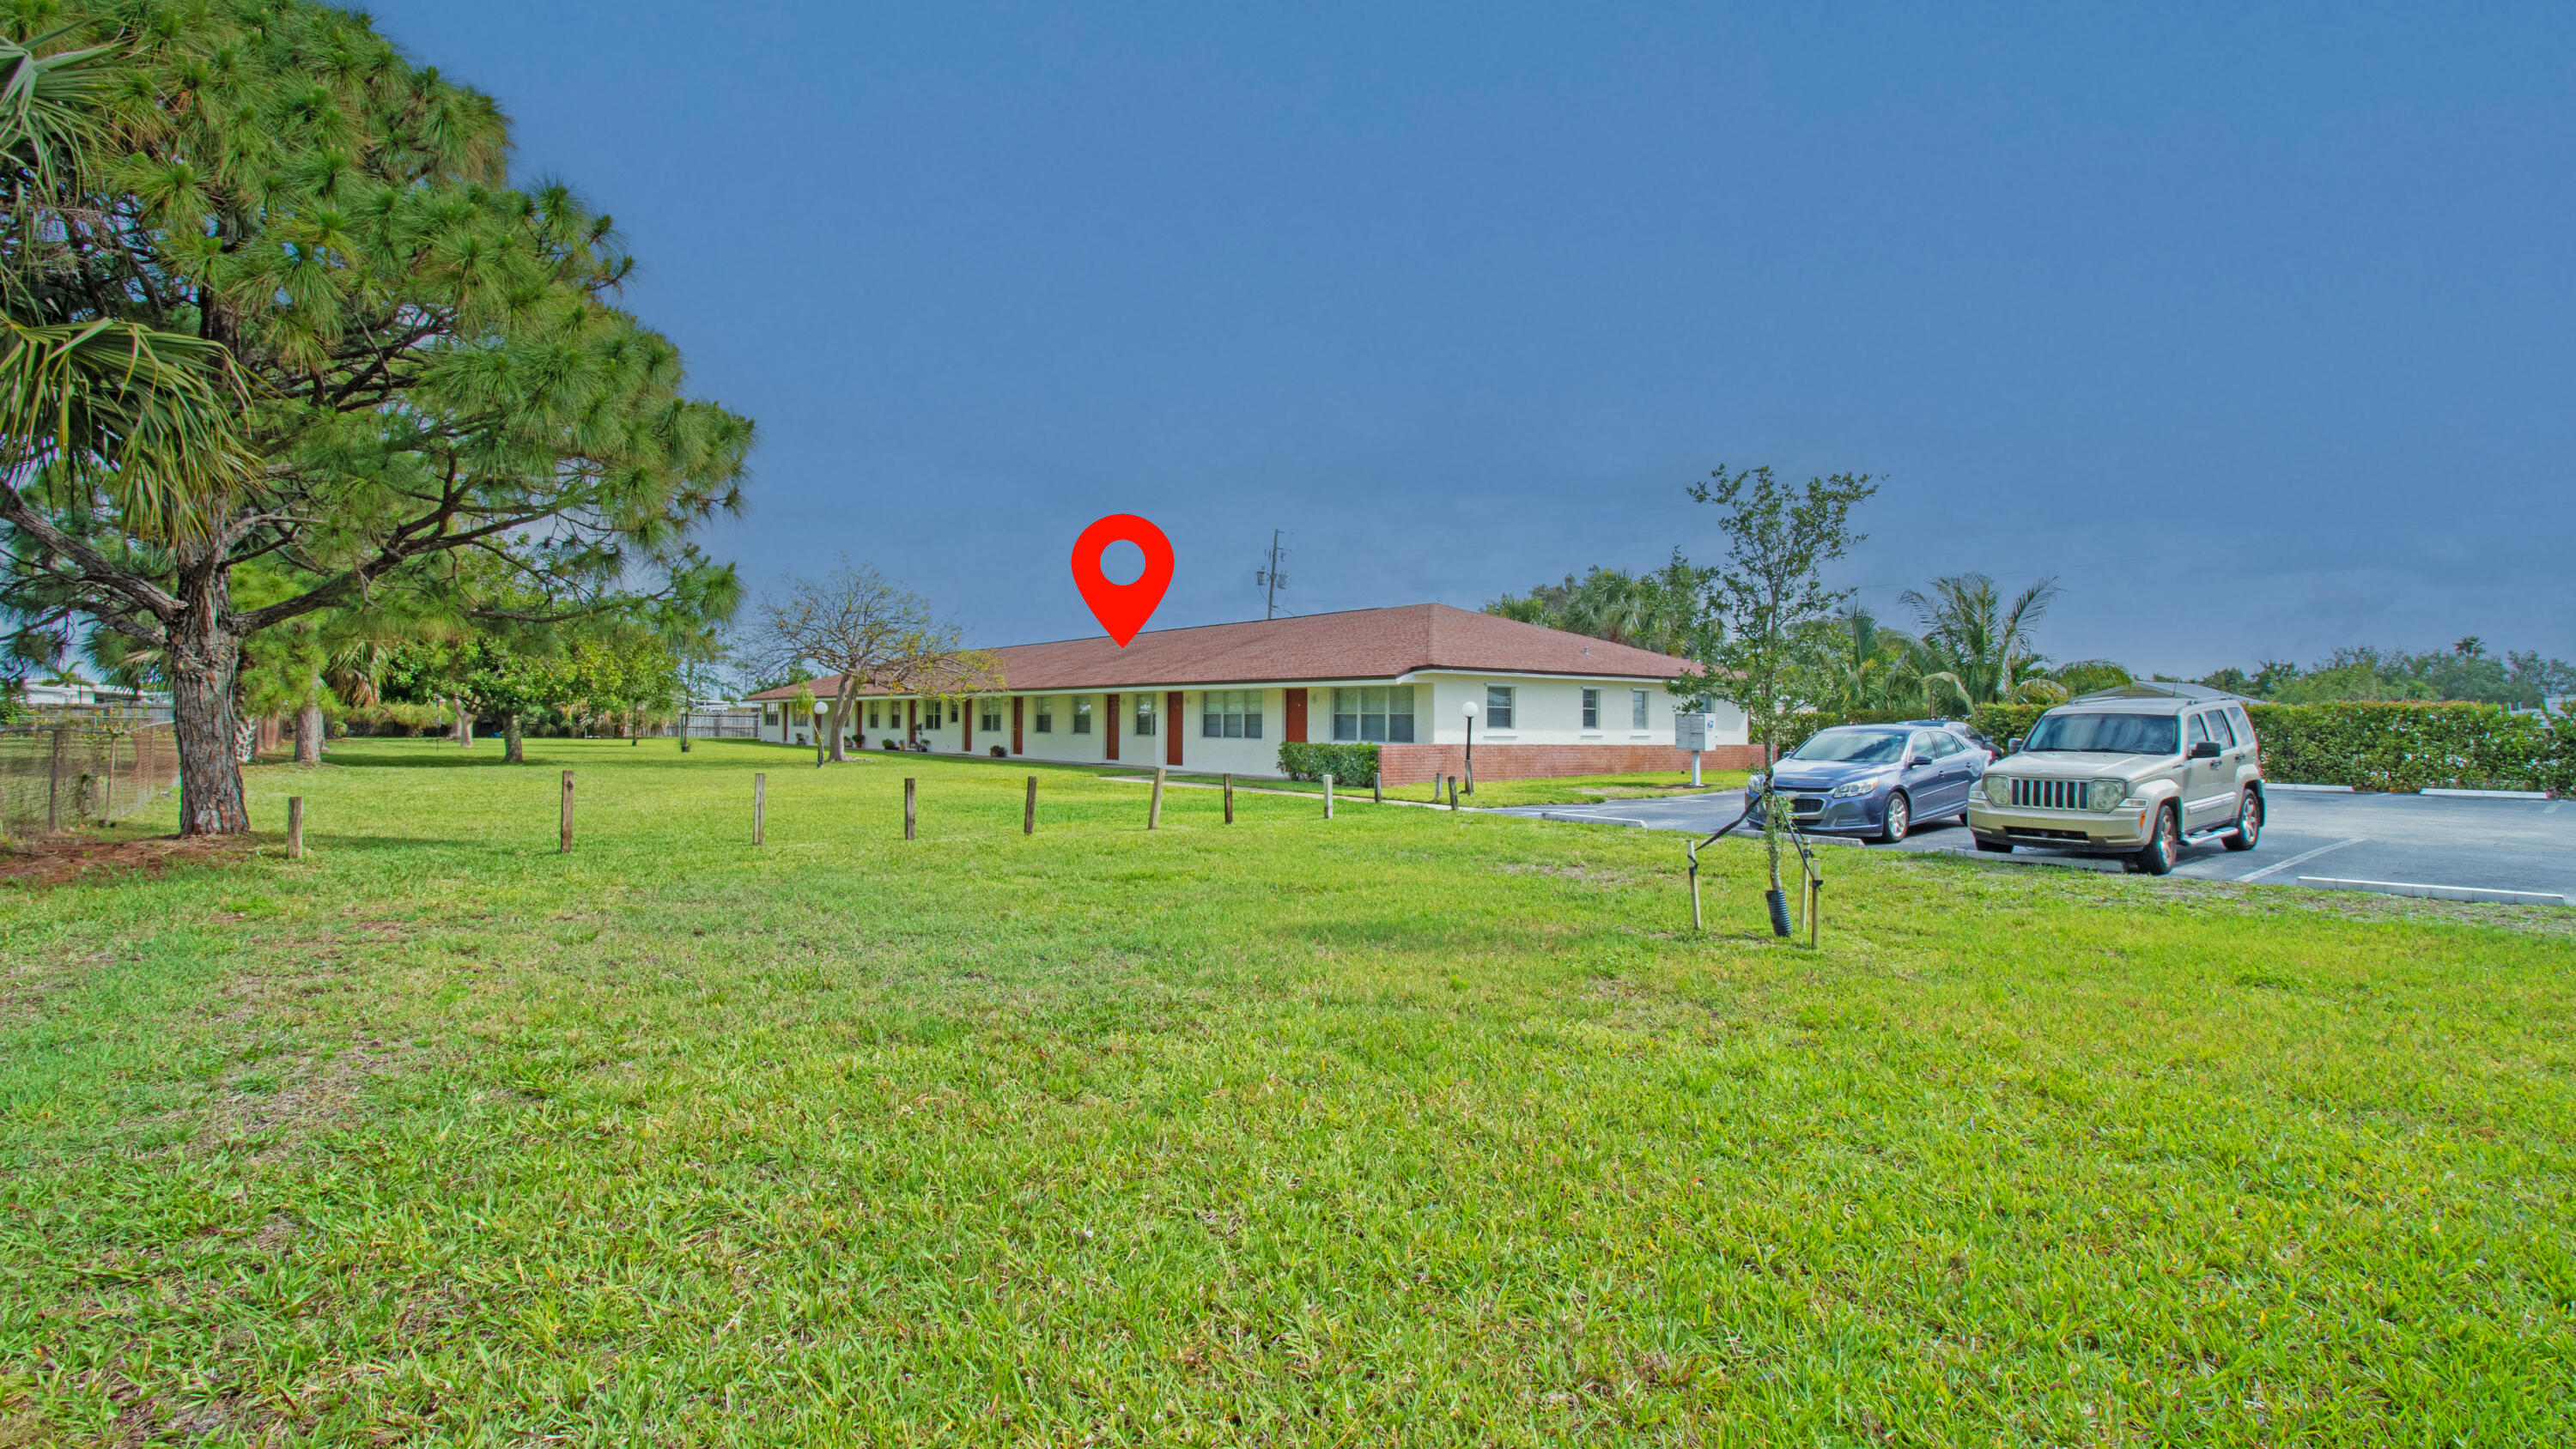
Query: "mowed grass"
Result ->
[[2, 738, 2571, 1446]]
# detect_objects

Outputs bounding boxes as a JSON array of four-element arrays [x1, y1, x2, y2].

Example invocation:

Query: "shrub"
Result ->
[[1277, 741, 1379, 783], [2243, 701, 2561, 792], [989, 745, 1005, 757]]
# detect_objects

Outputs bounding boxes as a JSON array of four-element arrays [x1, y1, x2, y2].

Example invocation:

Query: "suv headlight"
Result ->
[[1984, 774, 2012, 804], [1830, 777, 1880, 798], [2087, 779, 2129, 812]]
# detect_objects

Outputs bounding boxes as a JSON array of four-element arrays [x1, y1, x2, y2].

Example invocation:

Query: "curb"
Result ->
[[2297, 876, 2567, 906]]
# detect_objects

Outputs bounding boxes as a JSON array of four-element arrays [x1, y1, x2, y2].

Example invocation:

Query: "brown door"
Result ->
[[1104, 694, 1120, 761], [1166, 691, 1185, 767], [962, 700, 972, 753], [908, 699, 918, 743], [1284, 688, 1308, 743], [1012, 697, 1023, 754]]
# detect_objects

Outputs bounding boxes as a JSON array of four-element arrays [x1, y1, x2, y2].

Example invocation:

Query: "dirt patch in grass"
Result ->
[[160, 1035, 395, 1162], [0, 833, 257, 888]]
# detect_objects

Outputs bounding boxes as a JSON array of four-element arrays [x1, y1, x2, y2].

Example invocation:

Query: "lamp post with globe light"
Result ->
[[1461, 698, 1480, 795], [813, 700, 829, 767]]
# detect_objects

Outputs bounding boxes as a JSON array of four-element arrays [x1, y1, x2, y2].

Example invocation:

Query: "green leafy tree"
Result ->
[[1484, 552, 1716, 657], [1684, 464, 1877, 894], [0, 5, 751, 834]]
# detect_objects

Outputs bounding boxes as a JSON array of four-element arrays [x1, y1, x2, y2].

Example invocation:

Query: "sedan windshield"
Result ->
[[2024, 712, 2178, 755], [1788, 729, 1906, 763]]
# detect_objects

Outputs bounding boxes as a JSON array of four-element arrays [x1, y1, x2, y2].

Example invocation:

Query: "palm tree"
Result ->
[[1901, 573, 2063, 707]]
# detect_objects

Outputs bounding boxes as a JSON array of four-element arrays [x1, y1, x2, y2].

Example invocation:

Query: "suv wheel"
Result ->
[[1877, 791, 1910, 844], [2134, 804, 2179, 876], [2223, 791, 2262, 852]]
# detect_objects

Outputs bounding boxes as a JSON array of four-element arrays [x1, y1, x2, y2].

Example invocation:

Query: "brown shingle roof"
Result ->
[[746, 603, 1696, 700]]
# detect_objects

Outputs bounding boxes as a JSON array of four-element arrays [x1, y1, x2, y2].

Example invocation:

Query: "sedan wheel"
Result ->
[[1878, 791, 1910, 844]]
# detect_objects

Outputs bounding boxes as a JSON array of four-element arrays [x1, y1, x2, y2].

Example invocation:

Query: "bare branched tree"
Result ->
[[747, 558, 1003, 761]]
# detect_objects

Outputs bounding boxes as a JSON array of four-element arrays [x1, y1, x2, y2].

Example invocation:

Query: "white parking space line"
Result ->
[[2234, 838, 2360, 883]]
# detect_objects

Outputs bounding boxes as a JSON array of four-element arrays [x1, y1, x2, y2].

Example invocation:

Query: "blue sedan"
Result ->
[[1743, 724, 1990, 843]]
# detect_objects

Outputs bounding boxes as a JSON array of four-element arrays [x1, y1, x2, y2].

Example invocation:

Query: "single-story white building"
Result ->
[[745, 603, 1754, 783]]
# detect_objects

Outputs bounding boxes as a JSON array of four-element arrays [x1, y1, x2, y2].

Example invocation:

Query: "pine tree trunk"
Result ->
[[505, 711, 525, 764], [294, 702, 324, 765], [167, 556, 249, 835]]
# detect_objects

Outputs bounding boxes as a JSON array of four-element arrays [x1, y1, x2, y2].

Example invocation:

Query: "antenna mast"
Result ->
[[1255, 529, 1290, 620]]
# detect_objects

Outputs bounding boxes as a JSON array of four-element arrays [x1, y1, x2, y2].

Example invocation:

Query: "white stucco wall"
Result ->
[[756, 672, 1744, 772]]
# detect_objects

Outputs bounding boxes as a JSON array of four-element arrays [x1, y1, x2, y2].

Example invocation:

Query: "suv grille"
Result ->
[[2010, 778, 2088, 810]]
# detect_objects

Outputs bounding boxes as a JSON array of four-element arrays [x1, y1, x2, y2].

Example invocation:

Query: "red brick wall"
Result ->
[[1375, 742, 1767, 785]]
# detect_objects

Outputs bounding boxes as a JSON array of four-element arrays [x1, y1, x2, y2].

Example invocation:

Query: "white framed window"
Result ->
[[979, 700, 1001, 732], [1485, 685, 1514, 730], [1331, 686, 1414, 743], [1134, 694, 1156, 736], [1072, 696, 1093, 734], [1201, 689, 1263, 739], [1631, 688, 1649, 730], [1035, 698, 1054, 733], [1581, 688, 1600, 730], [762, 706, 780, 728]]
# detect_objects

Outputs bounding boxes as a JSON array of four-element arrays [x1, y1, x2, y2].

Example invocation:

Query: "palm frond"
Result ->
[[0, 318, 252, 543]]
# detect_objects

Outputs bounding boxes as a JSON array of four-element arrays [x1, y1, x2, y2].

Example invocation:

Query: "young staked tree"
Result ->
[[749, 559, 1003, 762], [1684, 464, 1877, 894], [0, 5, 752, 834]]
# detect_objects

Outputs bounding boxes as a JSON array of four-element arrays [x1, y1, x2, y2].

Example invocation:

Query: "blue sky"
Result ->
[[368, 2, 2576, 674]]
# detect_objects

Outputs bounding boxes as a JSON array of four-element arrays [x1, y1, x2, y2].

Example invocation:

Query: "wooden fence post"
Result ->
[[1448, 776, 1459, 811], [753, 773, 766, 846], [1024, 775, 1037, 835], [1222, 773, 1234, 824], [288, 797, 304, 860], [559, 770, 574, 853], [904, 777, 917, 840], [1148, 767, 1165, 829], [1373, 769, 1382, 805], [1323, 773, 1334, 820]]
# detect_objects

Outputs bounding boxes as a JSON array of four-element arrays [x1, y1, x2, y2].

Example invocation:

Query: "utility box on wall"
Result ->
[[1674, 713, 1721, 751]]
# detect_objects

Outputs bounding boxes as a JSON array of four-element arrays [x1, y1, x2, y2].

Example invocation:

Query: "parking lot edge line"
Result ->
[[2235, 838, 2361, 883]]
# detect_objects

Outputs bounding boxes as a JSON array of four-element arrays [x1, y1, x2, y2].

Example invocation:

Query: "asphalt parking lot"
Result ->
[[1493, 788, 2574, 903]]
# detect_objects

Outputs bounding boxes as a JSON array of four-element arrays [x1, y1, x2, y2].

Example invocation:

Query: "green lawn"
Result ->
[[3, 737, 2571, 1445]]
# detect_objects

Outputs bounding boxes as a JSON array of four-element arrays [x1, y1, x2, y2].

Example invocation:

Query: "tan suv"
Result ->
[[1965, 688, 2263, 875]]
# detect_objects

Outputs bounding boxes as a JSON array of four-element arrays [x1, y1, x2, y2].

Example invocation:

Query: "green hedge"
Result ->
[[1277, 741, 1380, 784], [2241, 701, 2569, 793], [1789, 700, 2571, 792]]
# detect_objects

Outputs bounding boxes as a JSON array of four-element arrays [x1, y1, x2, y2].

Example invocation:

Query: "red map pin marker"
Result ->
[[1070, 514, 1175, 647]]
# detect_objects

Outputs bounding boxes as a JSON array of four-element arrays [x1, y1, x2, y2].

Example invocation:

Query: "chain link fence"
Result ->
[[1, 721, 180, 839]]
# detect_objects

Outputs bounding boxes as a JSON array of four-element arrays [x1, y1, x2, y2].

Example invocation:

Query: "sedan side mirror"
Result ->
[[2190, 740, 2221, 759]]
